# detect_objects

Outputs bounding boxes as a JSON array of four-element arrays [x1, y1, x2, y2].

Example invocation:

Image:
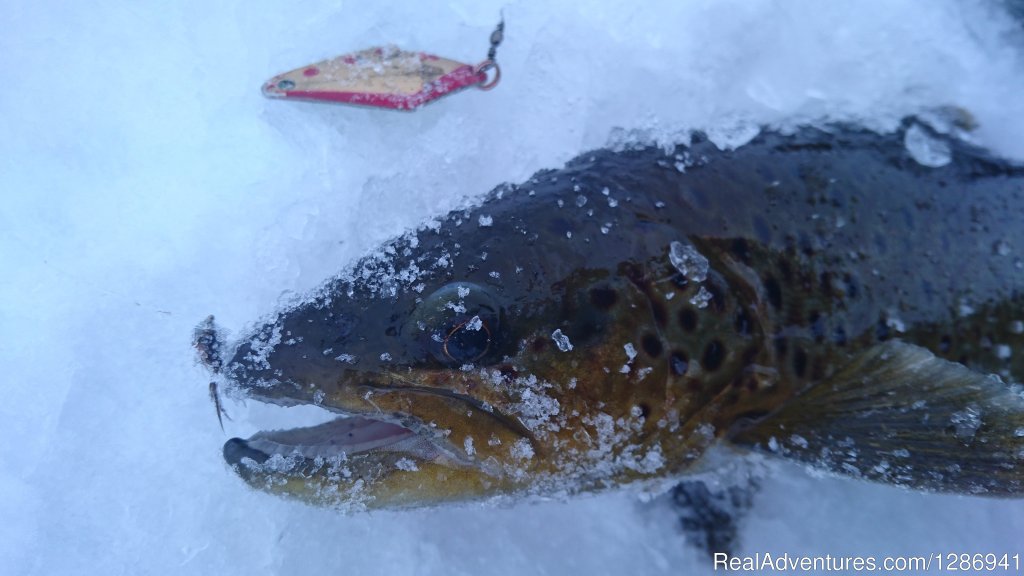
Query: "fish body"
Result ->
[[207, 124, 1024, 509]]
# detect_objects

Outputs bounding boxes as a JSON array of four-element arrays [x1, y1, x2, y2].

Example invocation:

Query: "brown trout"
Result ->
[[200, 124, 1024, 510]]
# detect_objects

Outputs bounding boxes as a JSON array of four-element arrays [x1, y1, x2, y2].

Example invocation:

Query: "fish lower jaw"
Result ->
[[223, 412, 475, 475]]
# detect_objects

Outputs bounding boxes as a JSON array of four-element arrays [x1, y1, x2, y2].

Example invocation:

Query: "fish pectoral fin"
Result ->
[[728, 341, 1024, 496]]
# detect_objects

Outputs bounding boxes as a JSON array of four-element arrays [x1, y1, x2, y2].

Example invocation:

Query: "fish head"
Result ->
[[215, 153, 741, 509]]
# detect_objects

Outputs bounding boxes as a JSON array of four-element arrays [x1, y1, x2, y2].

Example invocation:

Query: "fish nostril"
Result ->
[[332, 316, 358, 342]]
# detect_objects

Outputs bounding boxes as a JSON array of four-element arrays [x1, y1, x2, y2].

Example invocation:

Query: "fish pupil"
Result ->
[[443, 321, 491, 362]]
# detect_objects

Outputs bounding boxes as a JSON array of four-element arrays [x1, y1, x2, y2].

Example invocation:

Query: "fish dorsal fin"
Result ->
[[729, 341, 1024, 496]]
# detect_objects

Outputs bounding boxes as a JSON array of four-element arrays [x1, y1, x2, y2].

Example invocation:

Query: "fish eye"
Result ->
[[277, 79, 296, 90], [413, 282, 502, 365]]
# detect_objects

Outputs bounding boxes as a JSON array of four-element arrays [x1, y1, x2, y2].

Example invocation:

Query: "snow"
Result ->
[[551, 329, 574, 352], [904, 123, 953, 167], [669, 241, 710, 283], [3, 0, 1024, 574]]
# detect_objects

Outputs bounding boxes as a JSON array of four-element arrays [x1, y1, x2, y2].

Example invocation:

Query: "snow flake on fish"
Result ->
[[689, 286, 713, 309], [551, 329, 573, 352], [477, 215, 493, 227], [510, 438, 534, 460], [333, 353, 357, 364], [904, 123, 952, 168], [950, 405, 982, 443], [243, 322, 282, 370], [624, 343, 637, 363], [394, 458, 419, 472], [669, 241, 709, 283], [958, 299, 976, 318]]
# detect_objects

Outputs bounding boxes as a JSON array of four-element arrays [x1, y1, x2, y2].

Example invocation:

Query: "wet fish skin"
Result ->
[[213, 123, 1024, 508]]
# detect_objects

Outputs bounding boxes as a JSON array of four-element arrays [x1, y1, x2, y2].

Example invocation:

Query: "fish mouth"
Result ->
[[223, 415, 457, 469], [220, 377, 538, 507]]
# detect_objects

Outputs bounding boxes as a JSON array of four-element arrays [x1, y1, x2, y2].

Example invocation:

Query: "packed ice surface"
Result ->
[[3, 0, 1024, 574]]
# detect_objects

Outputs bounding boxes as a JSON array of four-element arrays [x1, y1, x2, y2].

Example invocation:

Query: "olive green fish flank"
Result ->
[[202, 123, 1024, 509]]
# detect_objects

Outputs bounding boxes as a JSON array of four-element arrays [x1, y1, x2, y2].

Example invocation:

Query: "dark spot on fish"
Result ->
[[678, 308, 698, 332], [589, 287, 618, 310], [939, 335, 952, 354], [773, 335, 788, 359], [798, 232, 816, 257], [651, 300, 668, 329], [777, 258, 793, 283], [763, 275, 783, 309], [670, 351, 689, 376], [531, 337, 548, 353], [671, 273, 689, 290], [730, 238, 752, 264], [734, 308, 752, 336], [702, 340, 726, 372], [793, 347, 808, 378], [875, 318, 891, 342], [638, 403, 651, 419], [843, 273, 859, 300], [498, 363, 518, 381], [832, 324, 848, 346], [385, 326, 398, 337], [704, 278, 727, 314], [641, 333, 663, 358], [819, 272, 835, 300], [808, 310, 826, 343]]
